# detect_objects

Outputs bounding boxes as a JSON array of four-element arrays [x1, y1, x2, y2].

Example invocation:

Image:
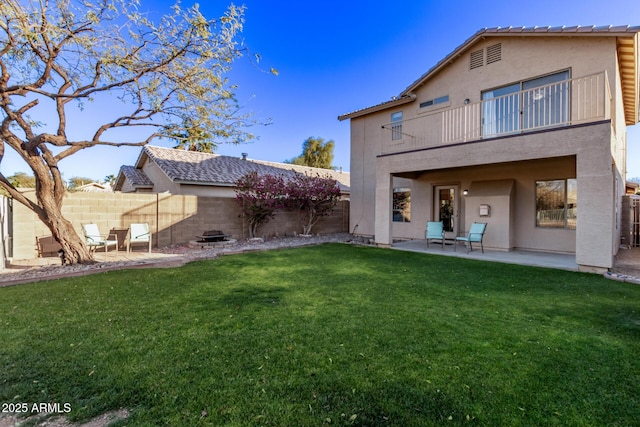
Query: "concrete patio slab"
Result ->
[[392, 239, 579, 272]]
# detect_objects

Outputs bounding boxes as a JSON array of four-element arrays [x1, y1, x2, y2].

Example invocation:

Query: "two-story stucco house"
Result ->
[[339, 26, 640, 273]]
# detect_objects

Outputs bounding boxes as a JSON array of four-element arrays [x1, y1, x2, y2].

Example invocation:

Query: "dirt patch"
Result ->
[[612, 247, 640, 272], [0, 409, 129, 427]]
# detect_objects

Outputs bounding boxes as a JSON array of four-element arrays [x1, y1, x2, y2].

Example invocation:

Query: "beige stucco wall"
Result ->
[[347, 33, 631, 271], [174, 184, 237, 198], [11, 191, 349, 260], [141, 161, 179, 194], [385, 157, 577, 253], [464, 180, 515, 250], [408, 37, 618, 124], [373, 122, 615, 267]]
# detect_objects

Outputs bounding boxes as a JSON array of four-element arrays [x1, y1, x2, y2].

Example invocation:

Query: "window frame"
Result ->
[[392, 187, 411, 223], [481, 69, 570, 138], [419, 95, 450, 109], [391, 111, 403, 141], [535, 178, 577, 230]]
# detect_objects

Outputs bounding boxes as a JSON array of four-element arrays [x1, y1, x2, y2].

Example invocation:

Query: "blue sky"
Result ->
[[3, 0, 640, 180]]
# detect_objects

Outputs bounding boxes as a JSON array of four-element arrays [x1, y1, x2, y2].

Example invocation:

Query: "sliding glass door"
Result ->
[[435, 186, 458, 237], [482, 70, 570, 138], [522, 71, 569, 130], [481, 83, 520, 137]]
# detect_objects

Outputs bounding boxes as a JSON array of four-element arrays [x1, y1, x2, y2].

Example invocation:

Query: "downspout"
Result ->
[[156, 193, 159, 248]]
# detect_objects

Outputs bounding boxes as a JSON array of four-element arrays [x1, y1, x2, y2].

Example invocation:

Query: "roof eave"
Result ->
[[338, 94, 416, 121], [174, 180, 236, 187], [400, 27, 488, 97], [617, 33, 639, 125], [401, 26, 640, 99], [114, 170, 126, 191], [134, 146, 150, 168]]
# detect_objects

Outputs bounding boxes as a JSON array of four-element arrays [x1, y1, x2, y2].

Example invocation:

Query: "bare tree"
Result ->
[[0, 0, 273, 263]]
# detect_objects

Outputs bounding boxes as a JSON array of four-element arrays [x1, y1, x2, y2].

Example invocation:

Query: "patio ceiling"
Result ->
[[617, 34, 639, 125]]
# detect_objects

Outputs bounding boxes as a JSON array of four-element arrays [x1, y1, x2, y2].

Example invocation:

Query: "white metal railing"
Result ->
[[536, 208, 577, 229], [381, 72, 611, 154]]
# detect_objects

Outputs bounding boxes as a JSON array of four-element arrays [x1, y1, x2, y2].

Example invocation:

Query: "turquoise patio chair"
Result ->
[[425, 221, 445, 249], [455, 222, 487, 253]]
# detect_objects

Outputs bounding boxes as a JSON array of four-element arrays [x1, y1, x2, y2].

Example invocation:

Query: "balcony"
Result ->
[[381, 72, 611, 155]]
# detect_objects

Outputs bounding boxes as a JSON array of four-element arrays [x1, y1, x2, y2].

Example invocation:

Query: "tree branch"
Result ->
[[0, 173, 44, 214]]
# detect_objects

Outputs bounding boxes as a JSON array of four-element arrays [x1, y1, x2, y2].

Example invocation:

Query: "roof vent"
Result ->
[[470, 49, 484, 70], [241, 153, 248, 160], [486, 43, 502, 64]]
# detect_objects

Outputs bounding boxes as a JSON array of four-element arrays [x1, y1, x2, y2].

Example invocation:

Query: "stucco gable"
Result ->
[[400, 25, 640, 97], [340, 25, 640, 124]]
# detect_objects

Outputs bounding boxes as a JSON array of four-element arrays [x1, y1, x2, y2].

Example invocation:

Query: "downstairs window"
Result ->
[[393, 187, 411, 222], [535, 179, 576, 229]]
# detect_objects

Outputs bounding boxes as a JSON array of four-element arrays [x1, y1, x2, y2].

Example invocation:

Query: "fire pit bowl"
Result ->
[[189, 230, 237, 249], [196, 230, 230, 243]]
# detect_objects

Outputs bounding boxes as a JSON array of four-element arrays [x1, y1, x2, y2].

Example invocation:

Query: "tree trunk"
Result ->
[[35, 188, 95, 265], [45, 208, 95, 265], [249, 219, 258, 239], [299, 208, 316, 236]]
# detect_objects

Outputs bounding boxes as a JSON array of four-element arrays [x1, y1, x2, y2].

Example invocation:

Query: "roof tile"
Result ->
[[140, 146, 350, 192], [120, 165, 153, 187]]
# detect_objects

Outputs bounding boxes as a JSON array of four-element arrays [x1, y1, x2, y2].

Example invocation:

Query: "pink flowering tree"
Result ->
[[235, 172, 286, 238], [285, 174, 341, 235]]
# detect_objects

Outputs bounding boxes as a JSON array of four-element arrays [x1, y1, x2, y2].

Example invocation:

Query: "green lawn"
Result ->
[[1, 244, 639, 426]]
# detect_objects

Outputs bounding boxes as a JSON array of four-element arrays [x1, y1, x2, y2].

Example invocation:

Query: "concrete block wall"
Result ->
[[11, 191, 349, 259], [621, 195, 640, 248]]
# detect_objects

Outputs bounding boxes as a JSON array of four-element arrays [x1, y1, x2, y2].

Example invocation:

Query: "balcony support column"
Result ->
[[575, 145, 615, 272], [374, 171, 393, 247]]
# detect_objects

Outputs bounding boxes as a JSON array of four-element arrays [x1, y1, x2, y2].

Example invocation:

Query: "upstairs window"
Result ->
[[391, 111, 403, 141], [482, 70, 570, 138], [420, 95, 449, 109]]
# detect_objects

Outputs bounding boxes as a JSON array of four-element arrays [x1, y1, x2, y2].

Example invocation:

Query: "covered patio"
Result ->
[[392, 239, 578, 271]]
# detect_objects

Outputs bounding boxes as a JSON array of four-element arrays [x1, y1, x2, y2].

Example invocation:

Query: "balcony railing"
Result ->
[[381, 72, 611, 155]]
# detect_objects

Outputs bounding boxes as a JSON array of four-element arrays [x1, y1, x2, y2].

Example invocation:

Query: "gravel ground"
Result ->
[[607, 246, 640, 283]]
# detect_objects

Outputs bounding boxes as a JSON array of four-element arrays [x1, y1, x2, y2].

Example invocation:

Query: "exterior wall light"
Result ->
[[463, 189, 469, 196]]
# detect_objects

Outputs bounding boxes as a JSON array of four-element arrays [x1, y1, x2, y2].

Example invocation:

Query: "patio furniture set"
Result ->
[[82, 223, 151, 259], [425, 221, 487, 253]]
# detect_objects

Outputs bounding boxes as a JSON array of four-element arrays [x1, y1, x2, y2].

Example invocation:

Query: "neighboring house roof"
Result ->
[[75, 182, 113, 192], [116, 165, 155, 190], [339, 25, 640, 124], [115, 145, 350, 193]]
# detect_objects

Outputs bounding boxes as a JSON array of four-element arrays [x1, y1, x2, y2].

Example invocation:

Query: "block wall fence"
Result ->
[[10, 191, 349, 260]]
